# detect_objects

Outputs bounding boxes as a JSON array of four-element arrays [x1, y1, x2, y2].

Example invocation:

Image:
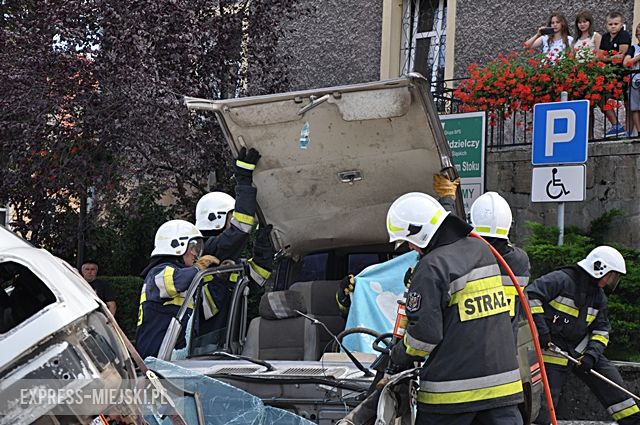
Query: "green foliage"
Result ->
[[524, 212, 640, 360], [88, 185, 172, 276], [103, 275, 144, 341]]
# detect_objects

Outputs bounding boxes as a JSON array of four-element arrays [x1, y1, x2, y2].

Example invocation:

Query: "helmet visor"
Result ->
[[188, 239, 204, 258], [605, 271, 622, 292]]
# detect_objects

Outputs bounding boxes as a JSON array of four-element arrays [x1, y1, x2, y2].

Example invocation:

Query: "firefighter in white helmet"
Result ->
[[135, 220, 220, 358], [526, 246, 639, 425], [469, 191, 530, 339], [387, 192, 523, 425], [193, 147, 274, 351]]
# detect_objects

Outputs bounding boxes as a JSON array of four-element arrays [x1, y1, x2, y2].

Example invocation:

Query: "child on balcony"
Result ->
[[623, 23, 640, 136], [599, 11, 631, 137], [524, 13, 573, 63], [573, 10, 602, 62]]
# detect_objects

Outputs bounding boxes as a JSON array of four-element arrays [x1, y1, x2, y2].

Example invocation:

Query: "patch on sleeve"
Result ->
[[406, 291, 422, 312]]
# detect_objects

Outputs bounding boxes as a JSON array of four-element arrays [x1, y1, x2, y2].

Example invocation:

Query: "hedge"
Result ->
[[102, 275, 143, 341]]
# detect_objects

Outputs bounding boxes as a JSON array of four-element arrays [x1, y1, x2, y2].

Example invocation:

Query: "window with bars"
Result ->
[[400, 0, 447, 86]]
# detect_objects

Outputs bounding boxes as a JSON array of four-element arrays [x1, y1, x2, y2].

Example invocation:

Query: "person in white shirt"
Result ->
[[525, 13, 574, 63]]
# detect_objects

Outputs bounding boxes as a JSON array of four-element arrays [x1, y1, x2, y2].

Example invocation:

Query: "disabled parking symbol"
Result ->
[[545, 168, 571, 200]]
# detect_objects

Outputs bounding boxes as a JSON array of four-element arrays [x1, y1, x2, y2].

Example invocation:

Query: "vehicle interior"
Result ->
[[240, 243, 407, 361], [0, 261, 56, 333]]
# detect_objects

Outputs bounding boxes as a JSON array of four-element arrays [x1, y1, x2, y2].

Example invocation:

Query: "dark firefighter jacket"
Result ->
[[392, 215, 523, 414], [526, 266, 610, 366], [487, 237, 531, 341], [199, 183, 272, 345], [135, 257, 198, 358]]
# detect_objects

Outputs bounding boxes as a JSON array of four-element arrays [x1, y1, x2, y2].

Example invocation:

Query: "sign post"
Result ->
[[439, 112, 486, 211], [531, 93, 589, 245]]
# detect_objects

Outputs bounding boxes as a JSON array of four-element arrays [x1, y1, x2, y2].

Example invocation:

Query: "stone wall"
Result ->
[[487, 140, 640, 250], [453, 0, 634, 78], [276, 0, 383, 92]]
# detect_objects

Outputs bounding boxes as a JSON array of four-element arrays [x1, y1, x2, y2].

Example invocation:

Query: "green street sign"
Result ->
[[439, 112, 486, 211]]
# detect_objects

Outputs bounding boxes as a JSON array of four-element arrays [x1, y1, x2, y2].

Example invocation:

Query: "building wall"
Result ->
[[487, 140, 640, 249], [277, 0, 384, 91], [453, 0, 634, 78]]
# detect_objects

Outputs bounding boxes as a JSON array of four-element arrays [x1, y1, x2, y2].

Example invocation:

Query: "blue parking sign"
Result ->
[[532, 100, 589, 165]]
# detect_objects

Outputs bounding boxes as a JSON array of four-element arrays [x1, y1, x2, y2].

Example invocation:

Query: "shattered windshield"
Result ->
[[144, 358, 315, 425]]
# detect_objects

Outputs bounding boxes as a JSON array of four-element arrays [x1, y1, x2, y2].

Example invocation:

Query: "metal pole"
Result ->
[[557, 91, 568, 246], [549, 344, 640, 402]]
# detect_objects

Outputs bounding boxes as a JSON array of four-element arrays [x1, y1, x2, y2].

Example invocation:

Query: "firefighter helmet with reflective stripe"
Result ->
[[578, 246, 627, 280], [386, 192, 449, 249], [195, 192, 235, 231], [151, 220, 203, 257], [470, 191, 512, 239]]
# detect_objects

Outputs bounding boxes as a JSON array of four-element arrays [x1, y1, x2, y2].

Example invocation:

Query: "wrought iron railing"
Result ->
[[431, 74, 638, 147]]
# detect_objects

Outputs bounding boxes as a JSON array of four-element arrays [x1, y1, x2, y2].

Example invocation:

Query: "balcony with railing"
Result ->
[[431, 51, 640, 147]]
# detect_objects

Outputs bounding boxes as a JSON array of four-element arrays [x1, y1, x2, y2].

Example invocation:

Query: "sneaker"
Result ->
[[605, 123, 626, 137]]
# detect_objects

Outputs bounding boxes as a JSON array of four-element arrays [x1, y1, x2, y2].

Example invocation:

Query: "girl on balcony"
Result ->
[[524, 13, 573, 63], [573, 10, 602, 62]]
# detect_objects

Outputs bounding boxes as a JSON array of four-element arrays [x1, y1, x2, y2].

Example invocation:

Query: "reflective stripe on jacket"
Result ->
[[525, 266, 610, 362], [402, 236, 523, 413]]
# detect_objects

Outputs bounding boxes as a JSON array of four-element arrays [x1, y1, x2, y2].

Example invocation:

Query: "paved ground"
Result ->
[[557, 421, 613, 424]]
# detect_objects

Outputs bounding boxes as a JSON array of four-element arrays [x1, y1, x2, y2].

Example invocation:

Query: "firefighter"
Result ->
[[194, 147, 274, 348], [335, 175, 462, 316], [527, 246, 640, 425], [135, 220, 220, 358], [387, 192, 524, 425], [468, 191, 530, 338]]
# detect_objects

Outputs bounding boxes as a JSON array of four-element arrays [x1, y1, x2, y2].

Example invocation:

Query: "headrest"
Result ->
[[259, 290, 306, 320]]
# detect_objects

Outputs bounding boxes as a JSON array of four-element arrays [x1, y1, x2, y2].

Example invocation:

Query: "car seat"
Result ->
[[242, 290, 320, 360], [289, 280, 345, 354]]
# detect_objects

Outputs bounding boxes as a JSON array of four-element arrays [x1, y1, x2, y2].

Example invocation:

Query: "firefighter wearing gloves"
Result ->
[[469, 191, 530, 339], [336, 274, 355, 316], [387, 192, 523, 425], [194, 147, 275, 349], [526, 246, 640, 425], [135, 220, 219, 358]]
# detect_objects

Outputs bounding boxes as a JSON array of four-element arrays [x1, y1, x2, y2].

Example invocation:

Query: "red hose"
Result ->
[[470, 231, 558, 425]]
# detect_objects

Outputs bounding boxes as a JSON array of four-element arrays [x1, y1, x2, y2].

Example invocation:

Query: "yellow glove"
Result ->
[[433, 174, 460, 199], [194, 255, 220, 270]]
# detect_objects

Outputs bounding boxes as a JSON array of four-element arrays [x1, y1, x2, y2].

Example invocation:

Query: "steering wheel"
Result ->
[[331, 327, 393, 353]]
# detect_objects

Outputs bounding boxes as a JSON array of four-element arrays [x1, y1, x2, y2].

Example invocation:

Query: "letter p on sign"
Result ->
[[545, 109, 575, 156], [532, 100, 588, 165]]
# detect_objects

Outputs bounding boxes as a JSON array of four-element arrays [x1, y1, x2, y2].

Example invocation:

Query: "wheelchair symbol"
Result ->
[[546, 168, 571, 199]]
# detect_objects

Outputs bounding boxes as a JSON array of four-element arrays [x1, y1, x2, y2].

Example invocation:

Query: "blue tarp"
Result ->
[[342, 252, 419, 354], [144, 358, 315, 425]]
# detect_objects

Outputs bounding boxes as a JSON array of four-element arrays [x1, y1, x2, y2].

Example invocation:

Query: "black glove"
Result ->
[[538, 333, 551, 349], [252, 224, 274, 270], [235, 147, 261, 185], [576, 354, 596, 374], [337, 274, 355, 309], [388, 340, 422, 374]]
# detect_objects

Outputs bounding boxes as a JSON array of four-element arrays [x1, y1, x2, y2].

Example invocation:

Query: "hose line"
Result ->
[[470, 231, 558, 425]]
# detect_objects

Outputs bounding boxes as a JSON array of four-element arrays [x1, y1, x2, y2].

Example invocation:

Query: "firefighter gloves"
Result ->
[[235, 147, 261, 185], [433, 174, 460, 199], [194, 255, 220, 270], [340, 274, 356, 296], [577, 354, 596, 374]]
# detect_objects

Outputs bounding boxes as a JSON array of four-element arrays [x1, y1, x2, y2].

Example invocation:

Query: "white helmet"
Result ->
[[386, 192, 450, 249], [469, 191, 513, 239], [151, 220, 203, 257], [195, 192, 236, 231], [578, 246, 627, 279]]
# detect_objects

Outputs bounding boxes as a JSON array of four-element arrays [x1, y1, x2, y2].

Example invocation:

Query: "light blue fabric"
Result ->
[[343, 251, 419, 354]]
